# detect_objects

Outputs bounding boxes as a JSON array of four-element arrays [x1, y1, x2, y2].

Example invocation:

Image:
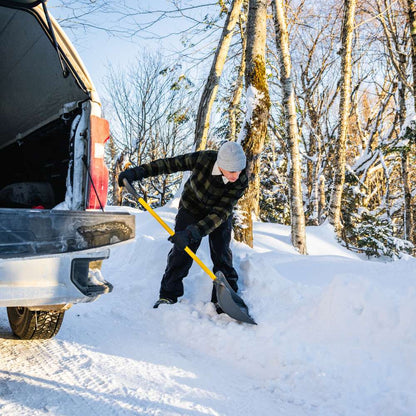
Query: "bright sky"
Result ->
[[48, 0, 219, 95]]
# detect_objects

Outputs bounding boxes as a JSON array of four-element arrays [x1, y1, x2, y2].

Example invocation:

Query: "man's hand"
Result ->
[[168, 225, 201, 250], [118, 167, 145, 187]]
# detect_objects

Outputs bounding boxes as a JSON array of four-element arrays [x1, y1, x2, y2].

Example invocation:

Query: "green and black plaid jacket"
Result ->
[[140, 151, 248, 236]]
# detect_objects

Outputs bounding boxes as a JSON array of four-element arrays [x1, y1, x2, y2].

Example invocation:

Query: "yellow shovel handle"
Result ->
[[137, 196, 217, 282]]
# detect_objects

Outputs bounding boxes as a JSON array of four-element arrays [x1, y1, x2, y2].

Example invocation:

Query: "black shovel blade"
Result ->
[[214, 272, 256, 325]]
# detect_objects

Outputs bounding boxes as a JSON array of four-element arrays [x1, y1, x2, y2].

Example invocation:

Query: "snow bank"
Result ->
[[101, 205, 416, 415], [1, 203, 415, 415]]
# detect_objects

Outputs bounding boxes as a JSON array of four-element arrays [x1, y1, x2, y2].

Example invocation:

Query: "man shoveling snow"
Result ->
[[118, 141, 248, 313]]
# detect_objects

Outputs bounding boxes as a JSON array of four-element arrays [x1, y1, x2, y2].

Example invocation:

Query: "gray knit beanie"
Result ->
[[217, 141, 246, 171]]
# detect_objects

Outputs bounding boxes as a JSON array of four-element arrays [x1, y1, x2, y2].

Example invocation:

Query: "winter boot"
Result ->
[[153, 298, 175, 309]]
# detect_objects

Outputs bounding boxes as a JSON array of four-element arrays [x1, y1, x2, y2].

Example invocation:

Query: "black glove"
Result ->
[[118, 166, 145, 187], [168, 225, 201, 250]]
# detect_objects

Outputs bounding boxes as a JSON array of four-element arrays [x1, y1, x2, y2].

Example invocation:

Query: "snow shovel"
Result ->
[[123, 179, 256, 325]]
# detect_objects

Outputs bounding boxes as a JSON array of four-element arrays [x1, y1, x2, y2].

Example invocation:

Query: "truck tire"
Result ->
[[7, 307, 65, 340]]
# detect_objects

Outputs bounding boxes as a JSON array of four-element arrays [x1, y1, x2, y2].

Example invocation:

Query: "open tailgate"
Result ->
[[0, 209, 135, 258]]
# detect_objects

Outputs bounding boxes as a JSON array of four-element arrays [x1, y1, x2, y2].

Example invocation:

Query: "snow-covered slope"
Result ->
[[1, 203, 415, 415]]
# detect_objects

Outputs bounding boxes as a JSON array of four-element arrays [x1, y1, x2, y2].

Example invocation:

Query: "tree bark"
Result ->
[[408, 0, 416, 112], [318, 174, 326, 224], [272, 0, 307, 254], [397, 58, 415, 244], [194, 0, 244, 150], [401, 152, 414, 241], [329, 0, 356, 234], [234, 0, 270, 247], [228, 16, 247, 142], [407, 0, 416, 245]]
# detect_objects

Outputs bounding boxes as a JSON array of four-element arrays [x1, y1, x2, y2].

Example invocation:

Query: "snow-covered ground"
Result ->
[[1, 202, 416, 415]]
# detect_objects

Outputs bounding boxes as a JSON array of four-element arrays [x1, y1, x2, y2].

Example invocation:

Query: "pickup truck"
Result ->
[[0, 0, 135, 339]]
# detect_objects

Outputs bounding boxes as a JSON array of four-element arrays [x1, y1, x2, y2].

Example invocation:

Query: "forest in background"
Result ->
[[54, 0, 416, 258]]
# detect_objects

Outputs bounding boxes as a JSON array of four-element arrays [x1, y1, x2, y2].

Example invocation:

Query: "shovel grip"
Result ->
[[140, 198, 216, 281], [124, 179, 217, 281]]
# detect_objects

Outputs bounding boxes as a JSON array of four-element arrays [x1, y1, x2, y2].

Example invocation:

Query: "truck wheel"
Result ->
[[7, 307, 65, 340]]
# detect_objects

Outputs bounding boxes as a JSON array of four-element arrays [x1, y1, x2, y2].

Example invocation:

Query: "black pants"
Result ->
[[160, 208, 238, 303]]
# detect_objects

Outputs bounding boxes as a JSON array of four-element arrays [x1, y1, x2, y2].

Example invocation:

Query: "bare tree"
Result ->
[[295, 8, 340, 225], [373, 0, 415, 243], [52, 1, 219, 40], [227, 12, 248, 142], [407, 0, 416, 111], [234, 0, 270, 247], [272, 0, 307, 254], [105, 53, 193, 207], [406, 0, 416, 244], [194, 0, 244, 150], [329, 0, 357, 233]]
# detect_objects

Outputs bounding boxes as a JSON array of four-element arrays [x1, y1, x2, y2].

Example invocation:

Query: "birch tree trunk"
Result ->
[[398, 64, 414, 244], [228, 16, 247, 142], [272, 0, 307, 254], [318, 175, 326, 224], [376, 0, 415, 244], [194, 0, 244, 150], [329, 0, 356, 234], [113, 160, 124, 206], [408, 0, 416, 112], [234, 0, 270, 247], [407, 0, 416, 245], [401, 152, 414, 241], [107, 137, 123, 206]]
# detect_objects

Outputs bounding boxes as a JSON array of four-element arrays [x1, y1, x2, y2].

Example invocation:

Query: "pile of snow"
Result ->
[[1, 202, 415, 415]]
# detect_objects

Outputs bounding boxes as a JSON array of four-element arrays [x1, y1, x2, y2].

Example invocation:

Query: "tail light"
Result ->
[[87, 115, 109, 209]]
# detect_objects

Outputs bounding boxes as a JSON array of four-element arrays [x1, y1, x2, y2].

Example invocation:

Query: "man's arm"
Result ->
[[195, 185, 247, 237], [140, 152, 200, 178], [119, 152, 201, 186]]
